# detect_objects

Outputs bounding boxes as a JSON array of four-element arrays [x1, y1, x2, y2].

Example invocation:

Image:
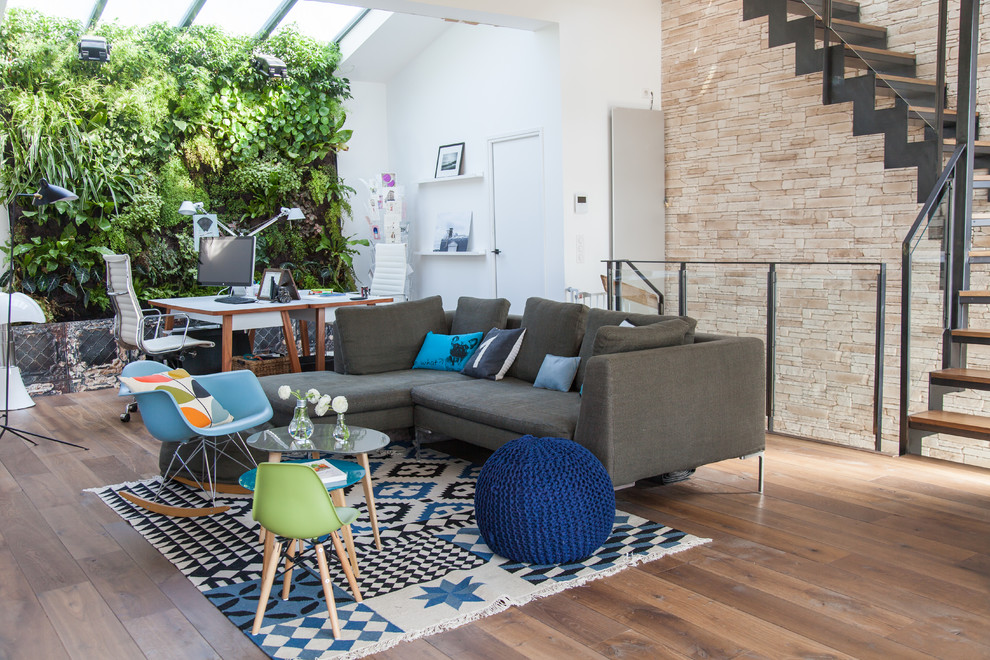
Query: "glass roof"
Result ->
[[4, 0, 365, 41]]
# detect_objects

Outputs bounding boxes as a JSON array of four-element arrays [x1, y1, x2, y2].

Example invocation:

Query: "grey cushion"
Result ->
[[507, 297, 588, 383], [592, 318, 690, 356], [575, 308, 698, 386], [450, 296, 510, 335], [334, 296, 447, 374], [411, 377, 580, 439]]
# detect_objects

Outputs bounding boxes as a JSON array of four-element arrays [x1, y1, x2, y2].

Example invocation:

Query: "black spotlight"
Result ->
[[78, 35, 110, 62], [253, 54, 287, 79]]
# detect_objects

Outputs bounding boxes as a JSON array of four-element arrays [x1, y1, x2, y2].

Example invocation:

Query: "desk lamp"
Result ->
[[179, 202, 303, 237], [3, 180, 86, 449]]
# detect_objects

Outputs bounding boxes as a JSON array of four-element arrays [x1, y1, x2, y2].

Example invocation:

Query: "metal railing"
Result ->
[[604, 259, 887, 450]]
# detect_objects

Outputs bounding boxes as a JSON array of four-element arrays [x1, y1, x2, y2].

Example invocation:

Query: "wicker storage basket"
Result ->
[[231, 355, 291, 377]]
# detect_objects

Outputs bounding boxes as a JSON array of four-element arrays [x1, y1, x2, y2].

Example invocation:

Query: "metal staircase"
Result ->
[[745, 0, 987, 457]]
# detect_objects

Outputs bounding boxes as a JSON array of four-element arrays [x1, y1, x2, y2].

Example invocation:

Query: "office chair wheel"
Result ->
[[121, 401, 138, 422]]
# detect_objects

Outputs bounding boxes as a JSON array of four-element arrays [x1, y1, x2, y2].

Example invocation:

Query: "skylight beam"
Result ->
[[85, 0, 108, 30], [256, 0, 298, 40], [178, 0, 208, 28]]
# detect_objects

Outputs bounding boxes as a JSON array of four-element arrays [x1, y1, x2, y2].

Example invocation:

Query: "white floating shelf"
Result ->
[[415, 251, 487, 256], [418, 173, 484, 185]]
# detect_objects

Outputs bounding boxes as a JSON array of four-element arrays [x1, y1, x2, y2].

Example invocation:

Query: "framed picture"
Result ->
[[434, 142, 464, 178], [277, 269, 300, 301], [258, 268, 282, 300]]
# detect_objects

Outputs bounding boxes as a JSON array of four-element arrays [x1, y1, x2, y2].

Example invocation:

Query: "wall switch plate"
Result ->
[[574, 194, 588, 214]]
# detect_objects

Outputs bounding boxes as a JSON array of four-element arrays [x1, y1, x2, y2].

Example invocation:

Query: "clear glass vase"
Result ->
[[287, 398, 314, 444], [333, 412, 350, 448]]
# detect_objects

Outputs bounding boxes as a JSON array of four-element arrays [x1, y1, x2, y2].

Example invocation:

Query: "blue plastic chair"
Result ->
[[118, 360, 273, 516]]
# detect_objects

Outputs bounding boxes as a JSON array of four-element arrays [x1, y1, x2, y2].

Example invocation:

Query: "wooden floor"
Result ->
[[1, 388, 988, 660]]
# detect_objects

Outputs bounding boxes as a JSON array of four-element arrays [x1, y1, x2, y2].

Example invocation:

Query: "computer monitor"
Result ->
[[197, 235, 256, 288]]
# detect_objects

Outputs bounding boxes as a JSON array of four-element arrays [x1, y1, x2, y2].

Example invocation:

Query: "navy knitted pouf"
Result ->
[[474, 435, 615, 564]]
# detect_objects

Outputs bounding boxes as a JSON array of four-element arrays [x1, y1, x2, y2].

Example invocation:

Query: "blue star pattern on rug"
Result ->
[[412, 575, 486, 610], [91, 441, 710, 660]]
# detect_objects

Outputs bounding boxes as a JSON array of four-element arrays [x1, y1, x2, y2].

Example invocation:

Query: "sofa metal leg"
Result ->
[[740, 451, 765, 493], [758, 452, 764, 493]]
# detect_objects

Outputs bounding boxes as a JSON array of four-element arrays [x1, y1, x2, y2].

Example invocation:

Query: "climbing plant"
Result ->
[[0, 9, 361, 321]]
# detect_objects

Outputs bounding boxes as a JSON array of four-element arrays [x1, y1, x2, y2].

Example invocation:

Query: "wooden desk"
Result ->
[[148, 294, 392, 372]]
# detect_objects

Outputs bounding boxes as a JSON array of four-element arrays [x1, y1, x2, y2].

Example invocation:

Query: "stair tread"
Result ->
[[877, 73, 933, 85], [974, 212, 990, 218], [969, 249, 990, 256], [908, 410, 990, 436], [951, 329, 990, 338], [944, 138, 990, 147], [844, 43, 915, 61], [959, 290, 990, 296], [908, 106, 979, 119], [930, 367, 990, 384], [974, 174, 990, 181]]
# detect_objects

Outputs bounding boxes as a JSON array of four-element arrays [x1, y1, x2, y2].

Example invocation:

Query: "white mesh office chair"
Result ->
[[369, 243, 407, 301], [104, 253, 215, 420]]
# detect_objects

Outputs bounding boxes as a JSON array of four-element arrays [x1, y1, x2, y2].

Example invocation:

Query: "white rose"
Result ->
[[315, 396, 331, 417], [277, 385, 291, 400], [306, 388, 321, 403], [331, 396, 348, 414]]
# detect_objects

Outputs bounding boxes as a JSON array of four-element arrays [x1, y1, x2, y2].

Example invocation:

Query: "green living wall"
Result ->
[[0, 9, 361, 321]]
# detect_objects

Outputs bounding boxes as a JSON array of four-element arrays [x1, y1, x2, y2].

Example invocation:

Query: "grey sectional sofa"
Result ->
[[257, 295, 766, 488]]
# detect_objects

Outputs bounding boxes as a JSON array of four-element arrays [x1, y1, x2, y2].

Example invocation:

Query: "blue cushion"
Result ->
[[533, 354, 580, 392], [461, 327, 526, 380], [413, 331, 483, 371]]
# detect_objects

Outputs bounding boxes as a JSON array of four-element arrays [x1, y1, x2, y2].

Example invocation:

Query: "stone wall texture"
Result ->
[[660, 0, 990, 466]]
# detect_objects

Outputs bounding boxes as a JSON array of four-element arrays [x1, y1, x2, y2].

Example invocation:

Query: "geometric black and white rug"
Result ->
[[90, 442, 710, 660]]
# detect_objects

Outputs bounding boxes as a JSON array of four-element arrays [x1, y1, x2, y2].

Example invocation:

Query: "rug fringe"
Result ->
[[333, 535, 711, 660]]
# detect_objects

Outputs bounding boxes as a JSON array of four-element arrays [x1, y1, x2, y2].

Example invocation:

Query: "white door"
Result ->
[[489, 131, 545, 311]]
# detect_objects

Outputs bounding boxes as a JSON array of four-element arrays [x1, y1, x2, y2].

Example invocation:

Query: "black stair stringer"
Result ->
[[744, 0, 938, 202], [745, 0, 824, 75], [826, 45, 938, 201]]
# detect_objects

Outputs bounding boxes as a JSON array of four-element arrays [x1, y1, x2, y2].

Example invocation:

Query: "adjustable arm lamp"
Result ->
[[179, 202, 303, 237], [179, 201, 236, 237], [2, 179, 86, 449], [247, 207, 304, 236]]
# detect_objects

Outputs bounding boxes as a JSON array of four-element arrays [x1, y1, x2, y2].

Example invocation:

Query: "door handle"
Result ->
[[491, 249, 501, 255]]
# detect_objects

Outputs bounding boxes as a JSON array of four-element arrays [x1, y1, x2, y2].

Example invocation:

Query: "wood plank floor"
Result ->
[[1, 388, 988, 659]]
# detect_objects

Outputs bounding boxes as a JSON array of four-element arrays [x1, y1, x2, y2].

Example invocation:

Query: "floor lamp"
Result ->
[[2, 180, 87, 450]]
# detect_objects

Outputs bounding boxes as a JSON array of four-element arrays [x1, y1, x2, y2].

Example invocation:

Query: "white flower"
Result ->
[[306, 388, 321, 403], [277, 385, 291, 400], [331, 396, 348, 414], [315, 394, 332, 417]]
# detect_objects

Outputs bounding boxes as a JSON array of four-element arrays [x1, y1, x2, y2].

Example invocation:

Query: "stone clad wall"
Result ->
[[660, 0, 990, 466]]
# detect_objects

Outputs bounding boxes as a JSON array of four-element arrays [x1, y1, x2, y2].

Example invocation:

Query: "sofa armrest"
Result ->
[[574, 334, 765, 485]]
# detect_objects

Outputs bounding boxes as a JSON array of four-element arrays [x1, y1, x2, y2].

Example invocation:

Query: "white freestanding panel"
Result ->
[[610, 108, 664, 261]]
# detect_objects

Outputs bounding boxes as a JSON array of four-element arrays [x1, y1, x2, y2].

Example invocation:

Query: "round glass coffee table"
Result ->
[[247, 424, 389, 551]]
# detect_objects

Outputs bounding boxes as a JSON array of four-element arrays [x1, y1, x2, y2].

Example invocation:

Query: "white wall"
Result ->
[[338, 80, 390, 290], [385, 23, 561, 304], [347, 0, 662, 295], [340, 0, 662, 300]]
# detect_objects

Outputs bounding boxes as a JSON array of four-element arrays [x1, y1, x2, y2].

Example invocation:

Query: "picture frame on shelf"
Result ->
[[434, 142, 465, 178]]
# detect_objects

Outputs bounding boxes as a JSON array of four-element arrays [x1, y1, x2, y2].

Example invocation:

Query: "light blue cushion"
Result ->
[[533, 354, 581, 392], [413, 331, 483, 371]]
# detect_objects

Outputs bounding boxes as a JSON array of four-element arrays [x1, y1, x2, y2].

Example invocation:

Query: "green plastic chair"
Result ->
[[251, 462, 363, 638]]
